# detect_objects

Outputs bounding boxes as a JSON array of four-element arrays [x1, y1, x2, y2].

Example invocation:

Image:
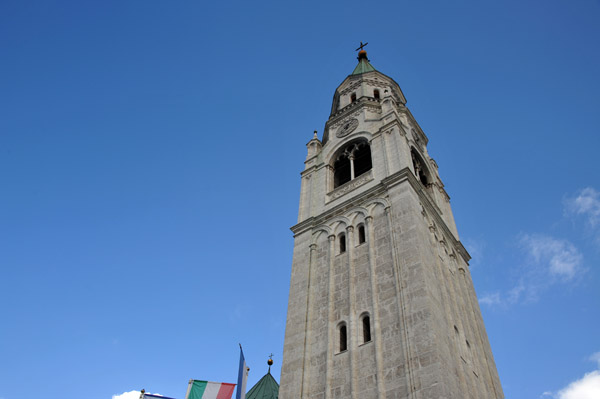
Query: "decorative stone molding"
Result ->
[[340, 81, 363, 95], [330, 99, 381, 125], [329, 109, 362, 128], [327, 170, 373, 202], [336, 118, 359, 138], [363, 78, 384, 87]]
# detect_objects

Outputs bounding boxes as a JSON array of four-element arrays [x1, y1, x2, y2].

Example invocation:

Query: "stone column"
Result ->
[[346, 225, 357, 399], [300, 243, 318, 399], [365, 216, 386, 399], [325, 235, 336, 399]]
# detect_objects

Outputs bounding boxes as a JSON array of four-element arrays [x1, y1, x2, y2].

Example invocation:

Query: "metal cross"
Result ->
[[269, 353, 274, 360], [355, 42, 369, 52]]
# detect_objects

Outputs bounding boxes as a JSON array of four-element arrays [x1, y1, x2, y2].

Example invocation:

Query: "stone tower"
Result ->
[[279, 48, 504, 399]]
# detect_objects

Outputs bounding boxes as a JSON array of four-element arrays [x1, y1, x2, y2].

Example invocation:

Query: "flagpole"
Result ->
[[185, 379, 193, 399], [236, 344, 249, 399]]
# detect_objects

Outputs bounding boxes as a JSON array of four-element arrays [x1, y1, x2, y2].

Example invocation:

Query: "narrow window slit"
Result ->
[[340, 325, 347, 352], [339, 233, 346, 254], [358, 225, 366, 244], [362, 315, 371, 343]]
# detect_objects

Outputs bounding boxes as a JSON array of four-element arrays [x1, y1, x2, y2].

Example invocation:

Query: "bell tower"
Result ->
[[279, 47, 504, 399]]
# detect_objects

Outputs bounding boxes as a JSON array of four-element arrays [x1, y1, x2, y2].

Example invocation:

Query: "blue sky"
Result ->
[[1, 1, 599, 398]]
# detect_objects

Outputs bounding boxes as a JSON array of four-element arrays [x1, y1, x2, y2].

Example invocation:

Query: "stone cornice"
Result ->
[[300, 164, 318, 177], [292, 167, 470, 262], [291, 183, 388, 236], [328, 98, 381, 124]]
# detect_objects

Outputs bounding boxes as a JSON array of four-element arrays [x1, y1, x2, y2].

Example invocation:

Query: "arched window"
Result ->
[[339, 324, 347, 352], [350, 93, 357, 103], [358, 224, 366, 244], [362, 315, 371, 343], [353, 143, 372, 177], [373, 89, 380, 99], [411, 148, 430, 186], [333, 140, 373, 189], [334, 155, 351, 187], [339, 233, 346, 254]]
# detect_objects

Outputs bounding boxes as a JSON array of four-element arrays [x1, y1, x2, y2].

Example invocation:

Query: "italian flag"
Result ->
[[185, 380, 236, 399]]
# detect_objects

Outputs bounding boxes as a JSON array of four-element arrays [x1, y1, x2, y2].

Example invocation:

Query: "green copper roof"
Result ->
[[352, 57, 376, 75], [246, 372, 279, 399]]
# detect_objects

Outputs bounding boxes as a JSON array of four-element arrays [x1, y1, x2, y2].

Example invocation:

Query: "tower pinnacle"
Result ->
[[352, 42, 375, 75], [355, 41, 369, 60]]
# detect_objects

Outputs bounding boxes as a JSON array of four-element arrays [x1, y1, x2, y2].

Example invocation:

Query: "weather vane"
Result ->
[[355, 41, 368, 52]]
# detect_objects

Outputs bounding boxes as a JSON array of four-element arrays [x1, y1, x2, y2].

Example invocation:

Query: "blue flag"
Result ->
[[236, 345, 249, 399]]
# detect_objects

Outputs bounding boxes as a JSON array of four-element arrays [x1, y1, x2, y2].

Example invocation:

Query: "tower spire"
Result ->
[[352, 42, 376, 75]]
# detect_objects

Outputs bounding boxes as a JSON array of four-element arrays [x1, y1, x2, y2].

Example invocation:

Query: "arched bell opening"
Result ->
[[411, 147, 431, 187], [332, 139, 373, 189]]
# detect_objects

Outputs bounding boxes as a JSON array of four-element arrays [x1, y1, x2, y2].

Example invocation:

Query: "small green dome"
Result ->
[[245, 372, 279, 399]]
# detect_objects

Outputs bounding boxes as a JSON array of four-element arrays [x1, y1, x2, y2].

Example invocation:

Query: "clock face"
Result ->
[[336, 118, 359, 138]]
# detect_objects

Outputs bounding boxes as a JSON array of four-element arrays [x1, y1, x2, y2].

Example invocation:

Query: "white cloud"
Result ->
[[479, 279, 538, 307], [112, 392, 168, 399], [565, 187, 600, 228], [506, 281, 528, 303], [113, 391, 142, 399], [542, 351, 600, 399], [555, 370, 600, 399], [480, 234, 583, 307], [519, 234, 582, 280], [478, 292, 501, 306]]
